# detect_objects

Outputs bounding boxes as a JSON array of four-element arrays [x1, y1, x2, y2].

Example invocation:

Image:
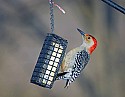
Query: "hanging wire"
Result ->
[[49, 0, 66, 33], [49, 0, 55, 33], [102, 0, 125, 14]]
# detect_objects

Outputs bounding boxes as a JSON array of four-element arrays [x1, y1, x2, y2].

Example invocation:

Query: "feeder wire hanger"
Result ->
[[49, 0, 66, 33], [49, 0, 55, 33]]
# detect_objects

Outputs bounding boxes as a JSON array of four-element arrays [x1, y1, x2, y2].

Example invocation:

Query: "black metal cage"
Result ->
[[30, 33, 68, 89]]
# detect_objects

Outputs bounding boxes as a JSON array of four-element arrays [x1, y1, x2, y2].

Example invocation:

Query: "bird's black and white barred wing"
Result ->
[[65, 50, 90, 88], [71, 50, 90, 80]]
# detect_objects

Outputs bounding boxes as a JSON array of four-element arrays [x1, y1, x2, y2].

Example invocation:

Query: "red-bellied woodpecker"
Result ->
[[56, 28, 97, 88]]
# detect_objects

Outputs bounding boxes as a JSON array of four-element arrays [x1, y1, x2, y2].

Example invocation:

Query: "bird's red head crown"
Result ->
[[87, 34, 97, 54]]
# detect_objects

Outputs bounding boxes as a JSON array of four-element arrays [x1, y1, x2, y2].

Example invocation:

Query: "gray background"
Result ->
[[0, 0, 125, 97]]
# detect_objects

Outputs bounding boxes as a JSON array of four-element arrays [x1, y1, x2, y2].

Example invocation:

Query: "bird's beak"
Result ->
[[77, 28, 85, 38]]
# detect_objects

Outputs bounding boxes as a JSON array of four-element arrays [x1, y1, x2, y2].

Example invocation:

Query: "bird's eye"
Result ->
[[88, 37, 90, 39]]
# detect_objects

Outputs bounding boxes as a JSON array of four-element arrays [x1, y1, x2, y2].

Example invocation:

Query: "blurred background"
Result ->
[[0, 0, 125, 97]]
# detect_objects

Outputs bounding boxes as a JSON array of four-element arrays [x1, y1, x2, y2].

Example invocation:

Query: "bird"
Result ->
[[56, 28, 97, 88]]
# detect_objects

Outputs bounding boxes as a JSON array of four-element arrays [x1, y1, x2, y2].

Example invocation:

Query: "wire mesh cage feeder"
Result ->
[[31, 33, 68, 89], [30, 0, 68, 89]]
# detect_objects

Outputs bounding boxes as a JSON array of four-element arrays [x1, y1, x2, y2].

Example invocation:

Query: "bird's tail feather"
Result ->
[[64, 79, 70, 88]]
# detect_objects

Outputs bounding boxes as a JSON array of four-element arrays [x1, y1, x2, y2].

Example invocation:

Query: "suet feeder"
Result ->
[[30, 0, 68, 89], [31, 33, 68, 89]]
